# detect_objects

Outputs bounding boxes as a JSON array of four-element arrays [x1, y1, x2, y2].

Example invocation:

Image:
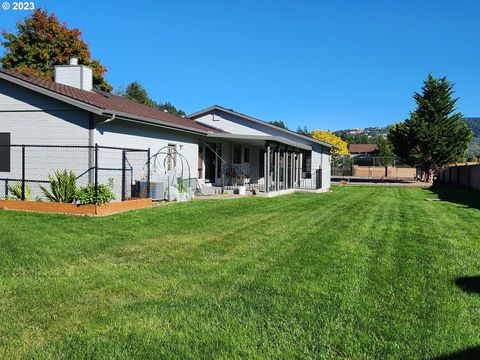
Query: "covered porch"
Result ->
[[198, 134, 322, 195]]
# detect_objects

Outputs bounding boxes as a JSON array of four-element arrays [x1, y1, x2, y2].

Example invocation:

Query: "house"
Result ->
[[0, 58, 335, 201], [348, 143, 378, 156]]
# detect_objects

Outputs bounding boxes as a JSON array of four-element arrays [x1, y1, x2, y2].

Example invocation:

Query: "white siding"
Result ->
[[95, 119, 201, 199], [195, 109, 332, 190], [196, 112, 267, 136]]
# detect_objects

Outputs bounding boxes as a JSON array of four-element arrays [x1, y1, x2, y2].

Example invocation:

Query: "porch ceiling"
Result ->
[[206, 133, 312, 151]]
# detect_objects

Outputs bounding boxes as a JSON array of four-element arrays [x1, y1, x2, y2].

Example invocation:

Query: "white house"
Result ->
[[0, 59, 334, 201]]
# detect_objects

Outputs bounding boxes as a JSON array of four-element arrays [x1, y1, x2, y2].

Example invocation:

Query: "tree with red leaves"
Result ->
[[1, 8, 112, 92]]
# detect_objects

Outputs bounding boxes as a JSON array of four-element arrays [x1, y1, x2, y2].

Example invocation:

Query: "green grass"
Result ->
[[1, 186, 480, 359]]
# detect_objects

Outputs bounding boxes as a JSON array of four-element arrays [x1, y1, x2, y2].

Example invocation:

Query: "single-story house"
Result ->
[[348, 143, 378, 156], [0, 59, 335, 201]]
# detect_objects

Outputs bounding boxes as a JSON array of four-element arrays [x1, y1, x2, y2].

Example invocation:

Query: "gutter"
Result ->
[[101, 111, 210, 136], [206, 133, 312, 151]]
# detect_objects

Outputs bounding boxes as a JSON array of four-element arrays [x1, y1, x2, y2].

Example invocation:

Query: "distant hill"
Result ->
[[333, 127, 389, 145], [334, 118, 480, 158], [464, 118, 480, 158]]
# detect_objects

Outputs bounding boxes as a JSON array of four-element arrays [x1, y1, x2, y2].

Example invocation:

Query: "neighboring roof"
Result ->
[[189, 105, 338, 149], [0, 68, 220, 135], [348, 144, 378, 153], [207, 133, 312, 151]]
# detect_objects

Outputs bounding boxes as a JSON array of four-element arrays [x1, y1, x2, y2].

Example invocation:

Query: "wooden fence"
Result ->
[[437, 163, 480, 191]]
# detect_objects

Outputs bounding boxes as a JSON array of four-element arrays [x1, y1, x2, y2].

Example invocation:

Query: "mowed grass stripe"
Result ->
[[0, 186, 480, 358]]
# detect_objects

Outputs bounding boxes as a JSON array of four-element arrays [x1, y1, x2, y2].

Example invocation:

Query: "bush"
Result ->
[[40, 170, 77, 203], [6, 181, 32, 200], [75, 180, 115, 205]]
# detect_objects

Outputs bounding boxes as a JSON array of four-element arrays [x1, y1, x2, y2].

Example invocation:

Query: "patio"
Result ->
[[199, 134, 323, 195]]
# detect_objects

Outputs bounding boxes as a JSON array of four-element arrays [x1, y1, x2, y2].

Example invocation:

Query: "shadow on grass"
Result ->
[[426, 183, 480, 210], [455, 276, 480, 294], [433, 346, 480, 360]]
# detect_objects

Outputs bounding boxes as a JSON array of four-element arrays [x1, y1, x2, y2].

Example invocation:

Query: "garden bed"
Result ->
[[0, 198, 152, 216]]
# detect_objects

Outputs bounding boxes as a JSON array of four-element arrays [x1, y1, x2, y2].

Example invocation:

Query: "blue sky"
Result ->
[[0, 0, 479, 131]]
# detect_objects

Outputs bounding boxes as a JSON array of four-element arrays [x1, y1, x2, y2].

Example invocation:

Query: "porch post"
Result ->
[[285, 151, 289, 189], [290, 152, 295, 189], [277, 146, 282, 191], [299, 152, 303, 186], [297, 152, 301, 186], [274, 148, 278, 191], [294, 152, 299, 187], [264, 145, 270, 193], [283, 150, 287, 190]]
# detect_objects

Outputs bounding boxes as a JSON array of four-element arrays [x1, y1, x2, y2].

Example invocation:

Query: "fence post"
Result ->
[[147, 148, 151, 198], [21, 145, 26, 200], [468, 164, 472, 187], [94, 143, 99, 199], [121, 149, 126, 201]]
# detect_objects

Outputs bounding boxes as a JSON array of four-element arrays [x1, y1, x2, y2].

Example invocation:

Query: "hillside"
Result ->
[[334, 118, 480, 157], [464, 118, 480, 157]]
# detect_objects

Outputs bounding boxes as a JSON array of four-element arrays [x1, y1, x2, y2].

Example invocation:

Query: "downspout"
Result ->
[[99, 114, 116, 124]]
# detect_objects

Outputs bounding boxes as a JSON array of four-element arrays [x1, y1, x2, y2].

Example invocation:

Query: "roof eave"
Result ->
[[190, 105, 336, 149], [101, 111, 210, 135], [206, 133, 312, 151], [0, 72, 211, 135], [0, 72, 103, 115]]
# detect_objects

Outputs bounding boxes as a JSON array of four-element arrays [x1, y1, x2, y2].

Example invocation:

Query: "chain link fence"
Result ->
[[0, 144, 150, 202], [331, 155, 418, 180]]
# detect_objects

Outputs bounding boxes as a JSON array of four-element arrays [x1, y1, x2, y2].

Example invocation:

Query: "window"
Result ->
[[167, 144, 176, 171], [0, 133, 11, 172], [233, 144, 241, 164], [302, 152, 312, 179], [244, 147, 250, 163]]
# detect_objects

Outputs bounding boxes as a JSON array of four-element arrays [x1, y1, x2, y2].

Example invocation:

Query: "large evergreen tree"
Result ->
[[120, 81, 186, 116], [296, 126, 310, 136], [124, 81, 155, 107], [268, 120, 288, 129], [157, 102, 186, 116], [388, 74, 472, 181], [0, 9, 112, 91]]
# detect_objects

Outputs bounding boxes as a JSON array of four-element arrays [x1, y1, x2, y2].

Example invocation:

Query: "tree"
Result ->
[[124, 81, 155, 107], [375, 137, 394, 165], [0, 9, 112, 91], [122, 81, 186, 116], [268, 120, 288, 129], [296, 126, 310, 136], [311, 130, 349, 156], [388, 74, 472, 181], [157, 102, 186, 116]]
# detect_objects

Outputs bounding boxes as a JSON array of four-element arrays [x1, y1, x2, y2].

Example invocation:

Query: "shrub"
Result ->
[[177, 178, 189, 193], [75, 180, 115, 205], [6, 181, 32, 200], [40, 170, 77, 203]]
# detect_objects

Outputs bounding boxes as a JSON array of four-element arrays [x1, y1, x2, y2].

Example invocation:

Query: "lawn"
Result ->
[[1, 186, 480, 359]]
